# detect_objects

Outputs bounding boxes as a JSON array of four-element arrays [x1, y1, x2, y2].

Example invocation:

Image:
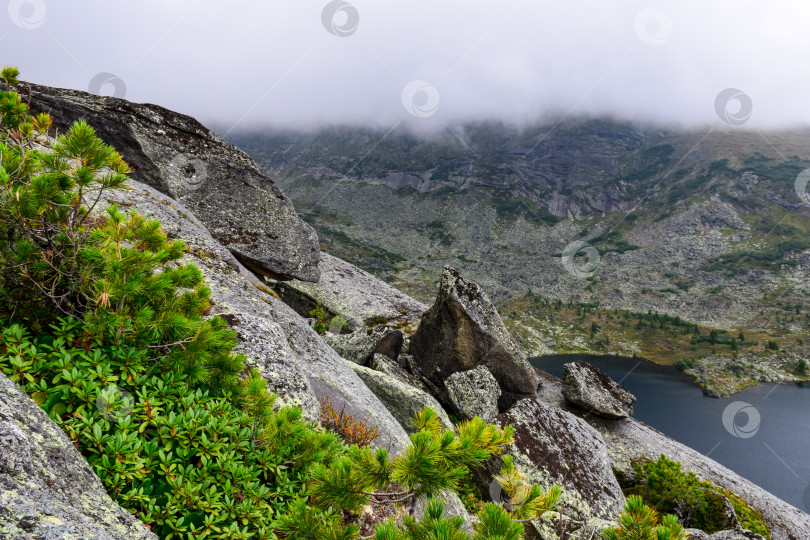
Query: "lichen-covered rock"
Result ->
[[478, 397, 625, 523], [535, 370, 810, 540], [685, 530, 710, 540], [348, 362, 453, 434], [24, 82, 320, 282], [370, 354, 431, 393], [271, 252, 427, 328], [101, 180, 409, 452], [444, 366, 501, 422], [562, 362, 636, 419], [708, 531, 767, 540], [0, 373, 156, 539], [323, 326, 403, 365], [410, 267, 538, 408]]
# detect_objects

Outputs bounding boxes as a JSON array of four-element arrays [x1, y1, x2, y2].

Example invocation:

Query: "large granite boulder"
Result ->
[[101, 180, 409, 452], [477, 397, 625, 526], [410, 267, 538, 408], [348, 362, 454, 434], [0, 372, 156, 539], [270, 252, 427, 328], [444, 366, 501, 422], [562, 361, 636, 419], [323, 326, 404, 365], [24, 82, 319, 282]]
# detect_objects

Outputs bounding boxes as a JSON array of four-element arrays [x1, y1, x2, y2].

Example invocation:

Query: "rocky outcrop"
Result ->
[[324, 326, 403, 365], [101, 180, 409, 452], [24, 82, 320, 282], [536, 370, 810, 540], [348, 362, 453, 433], [444, 366, 501, 422], [562, 362, 636, 419], [270, 252, 427, 328], [478, 397, 625, 525], [410, 267, 538, 408], [0, 372, 156, 540]]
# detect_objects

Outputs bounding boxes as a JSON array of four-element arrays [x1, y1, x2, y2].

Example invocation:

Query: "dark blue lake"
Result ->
[[531, 354, 810, 511]]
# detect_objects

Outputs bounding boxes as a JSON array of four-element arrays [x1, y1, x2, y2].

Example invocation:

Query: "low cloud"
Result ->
[[6, 0, 810, 131]]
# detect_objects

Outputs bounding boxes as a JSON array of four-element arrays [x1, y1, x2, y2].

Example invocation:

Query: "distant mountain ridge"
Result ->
[[228, 119, 810, 394]]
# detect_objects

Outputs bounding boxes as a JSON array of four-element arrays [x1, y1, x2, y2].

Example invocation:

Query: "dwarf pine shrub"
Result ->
[[0, 67, 565, 539]]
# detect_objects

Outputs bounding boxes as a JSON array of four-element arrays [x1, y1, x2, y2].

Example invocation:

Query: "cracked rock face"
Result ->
[[410, 267, 538, 409], [23, 82, 320, 282], [0, 372, 156, 540], [562, 361, 636, 419]]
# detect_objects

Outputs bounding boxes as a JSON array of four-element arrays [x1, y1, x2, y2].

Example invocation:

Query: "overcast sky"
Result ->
[[5, 1, 810, 132]]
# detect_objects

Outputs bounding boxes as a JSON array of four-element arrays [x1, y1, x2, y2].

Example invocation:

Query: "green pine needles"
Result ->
[[0, 66, 565, 539]]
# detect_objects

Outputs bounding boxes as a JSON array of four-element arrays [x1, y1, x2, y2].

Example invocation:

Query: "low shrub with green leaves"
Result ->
[[0, 321, 343, 538], [0, 65, 565, 539], [626, 455, 770, 538]]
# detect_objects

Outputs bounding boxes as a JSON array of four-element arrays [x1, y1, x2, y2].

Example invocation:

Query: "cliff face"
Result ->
[[23, 82, 321, 282]]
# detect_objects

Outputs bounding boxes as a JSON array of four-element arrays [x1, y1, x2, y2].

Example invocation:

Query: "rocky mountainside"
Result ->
[[4, 83, 808, 539], [228, 122, 810, 394]]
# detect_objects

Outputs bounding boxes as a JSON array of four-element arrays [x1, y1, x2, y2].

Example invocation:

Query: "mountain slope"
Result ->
[[228, 120, 810, 394]]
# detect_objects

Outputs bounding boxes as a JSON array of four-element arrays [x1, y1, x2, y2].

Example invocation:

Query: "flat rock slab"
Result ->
[[272, 252, 427, 328], [562, 361, 636, 419], [410, 267, 538, 408], [24, 82, 320, 282], [0, 373, 156, 540], [349, 362, 454, 434], [323, 326, 403, 366]]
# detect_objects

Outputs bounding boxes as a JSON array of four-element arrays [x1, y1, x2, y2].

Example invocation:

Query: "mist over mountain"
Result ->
[[228, 116, 810, 397]]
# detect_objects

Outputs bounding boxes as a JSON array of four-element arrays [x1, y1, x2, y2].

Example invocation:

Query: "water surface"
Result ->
[[531, 354, 810, 511]]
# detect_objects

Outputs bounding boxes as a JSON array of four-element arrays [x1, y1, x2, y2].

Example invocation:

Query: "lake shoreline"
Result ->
[[530, 353, 810, 511]]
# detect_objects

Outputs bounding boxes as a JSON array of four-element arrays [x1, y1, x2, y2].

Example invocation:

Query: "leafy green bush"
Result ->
[[627, 455, 770, 538], [0, 321, 344, 538]]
